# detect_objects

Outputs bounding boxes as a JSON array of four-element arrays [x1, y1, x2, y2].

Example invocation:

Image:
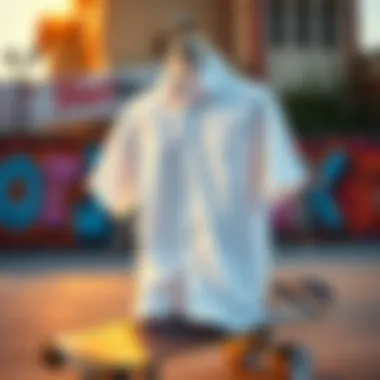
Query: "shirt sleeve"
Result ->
[[260, 89, 308, 204], [87, 106, 138, 218]]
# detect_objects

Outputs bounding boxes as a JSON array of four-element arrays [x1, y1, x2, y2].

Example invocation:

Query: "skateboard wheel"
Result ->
[[223, 334, 271, 379], [223, 339, 312, 379], [41, 343, 65, 369], [278, 343, 313, 380]]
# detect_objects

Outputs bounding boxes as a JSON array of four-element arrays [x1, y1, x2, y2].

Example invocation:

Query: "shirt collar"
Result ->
[[152, 48, 237, 107]]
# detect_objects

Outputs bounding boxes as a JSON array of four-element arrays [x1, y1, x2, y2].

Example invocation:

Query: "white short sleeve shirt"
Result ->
[[89, 52, 308, 332]]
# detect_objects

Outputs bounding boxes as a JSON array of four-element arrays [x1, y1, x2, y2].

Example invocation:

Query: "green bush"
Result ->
[[282, 88, 378, 136]]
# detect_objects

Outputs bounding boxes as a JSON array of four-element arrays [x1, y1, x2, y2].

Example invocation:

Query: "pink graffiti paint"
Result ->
[[40, 155, 81, 227], [272, 201, 300, 230]]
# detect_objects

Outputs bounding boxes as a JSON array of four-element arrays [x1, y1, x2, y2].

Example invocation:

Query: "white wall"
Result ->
[[267, 48, 344, 92], [265, 0, 346, 92], [360, 0, 380, 52]]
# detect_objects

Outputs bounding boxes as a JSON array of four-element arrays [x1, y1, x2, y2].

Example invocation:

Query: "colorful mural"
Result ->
[[0, 136, 113, 249], [0, 136, 380, 249], [274, 138, 380, 242]]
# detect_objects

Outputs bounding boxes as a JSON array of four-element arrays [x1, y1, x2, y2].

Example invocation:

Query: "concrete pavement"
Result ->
[[0, 249, 379, 379]]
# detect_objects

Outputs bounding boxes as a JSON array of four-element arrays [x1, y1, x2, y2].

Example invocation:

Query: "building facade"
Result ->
[[105, 0, 358, 92], [261, 0, 357, 91]]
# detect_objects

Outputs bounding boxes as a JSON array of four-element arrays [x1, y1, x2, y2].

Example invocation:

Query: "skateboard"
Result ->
[[41, 278, 332, 379]]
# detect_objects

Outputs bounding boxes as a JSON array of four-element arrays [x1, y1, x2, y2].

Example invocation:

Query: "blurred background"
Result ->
[[0, 0, 379, 379]]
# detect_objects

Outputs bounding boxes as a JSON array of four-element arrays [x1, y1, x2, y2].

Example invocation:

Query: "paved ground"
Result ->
[[0, 249, 380, 380]]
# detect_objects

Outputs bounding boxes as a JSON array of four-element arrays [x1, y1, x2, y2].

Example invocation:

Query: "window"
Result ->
[[295, 0, 312, 47], [321, 0, 339, 47], [268, 0, 287, 47]]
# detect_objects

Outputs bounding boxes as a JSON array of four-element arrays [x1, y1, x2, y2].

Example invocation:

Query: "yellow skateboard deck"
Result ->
[[46, 321, 151, 371]]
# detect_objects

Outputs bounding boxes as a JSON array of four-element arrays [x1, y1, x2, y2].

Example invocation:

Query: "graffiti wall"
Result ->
[[0, 136, 380, 249], [274, 138, 380, 242], [0, 136, 114, 249]]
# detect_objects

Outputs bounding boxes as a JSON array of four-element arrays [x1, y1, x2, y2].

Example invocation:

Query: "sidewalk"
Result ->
[[0, 247, 379, 379]]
